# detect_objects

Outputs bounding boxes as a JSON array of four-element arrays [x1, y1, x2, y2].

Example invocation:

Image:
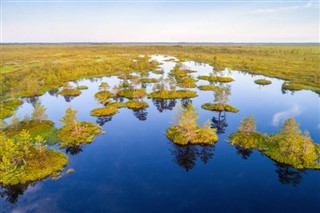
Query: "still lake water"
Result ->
[[1, 56, 320, 213]]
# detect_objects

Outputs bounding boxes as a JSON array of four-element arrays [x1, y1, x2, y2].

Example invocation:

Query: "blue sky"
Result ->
[[1, 0, 319, 42]]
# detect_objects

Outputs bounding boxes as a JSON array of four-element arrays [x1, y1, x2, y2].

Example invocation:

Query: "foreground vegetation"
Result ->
[[229, 116, 320, 169], [166, 103, 218, 145], [0, 132, 68, 185]]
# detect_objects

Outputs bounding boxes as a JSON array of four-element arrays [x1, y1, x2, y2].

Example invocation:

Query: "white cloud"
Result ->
[[272, 105, 302, 126], [251, 1, 314, 14]]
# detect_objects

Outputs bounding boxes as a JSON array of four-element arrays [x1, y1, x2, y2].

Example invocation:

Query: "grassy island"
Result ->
[[282, 82, 303, 91], [90, 102, 122, 116], [166, 103, 218, 145], [123, 100, 149, 109], [58, 89, 81, 96], [117, 88, 146, 99], [201, 86, 238, 112], [254, 79, 272, 85], [94, 91, 115, 101], [198, 75, 234, 83], [198, 85, 220, 91], [229, 116, 320, 169], [76, 85, 88, 90], [0, 99, 23, 119], [202, 103, 239, 113], [148, 90, 197, 99], [57, 107, 102, 148], [140, 78, 159, 83]]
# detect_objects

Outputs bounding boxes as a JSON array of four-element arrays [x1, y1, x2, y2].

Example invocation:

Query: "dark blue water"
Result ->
[[1, 56, 320, 213]]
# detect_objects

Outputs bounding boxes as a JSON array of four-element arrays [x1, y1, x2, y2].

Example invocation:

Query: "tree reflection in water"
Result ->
[[235, 146, 253, 160], [152, 98, 176, 113], [66, 146, 83, 155], [48, 88, 59, 97], [181, 98, 192, 108], [0, 183, 34, 204], [170, 143, 215, 171], [96, 116, 113, 126], [63, 95, 75, 103], [133, 109, 148, 121], [24, 96, 39, 107], [113, 96, 125, 103], [211, 111, 228, 134], [275, 163, 305, 187]]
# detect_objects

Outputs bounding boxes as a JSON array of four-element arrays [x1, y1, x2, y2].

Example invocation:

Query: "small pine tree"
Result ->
[[99, 82, 110, 92], [280, 117, 301, 136], [31, 101, 48, 122], [60, 107, 80, 133], [239, 115, 256, 133], [11, 113, 19, 129]]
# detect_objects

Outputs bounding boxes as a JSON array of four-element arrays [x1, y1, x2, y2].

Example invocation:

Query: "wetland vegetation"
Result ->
[[0, 44, 319, 211]]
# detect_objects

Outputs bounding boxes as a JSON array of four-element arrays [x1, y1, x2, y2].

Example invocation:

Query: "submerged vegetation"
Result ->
[[166, 103, 218, 145], [229, 116, 320, 169], [57, 107, 102, 148]]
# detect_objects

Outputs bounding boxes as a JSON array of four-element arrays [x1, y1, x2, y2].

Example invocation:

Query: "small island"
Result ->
[[229, 116, 320, 169], [58, 83, 81, 96], [198, 85, 220, 91], [254, 79, 272, 85], [166, 103, 218, 145], [198, 74, 234, 83], [201, 86, 239, 112], [91, 102, 123, 116], [57, 107, 103, 148], [123, 100, 149, 109]]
